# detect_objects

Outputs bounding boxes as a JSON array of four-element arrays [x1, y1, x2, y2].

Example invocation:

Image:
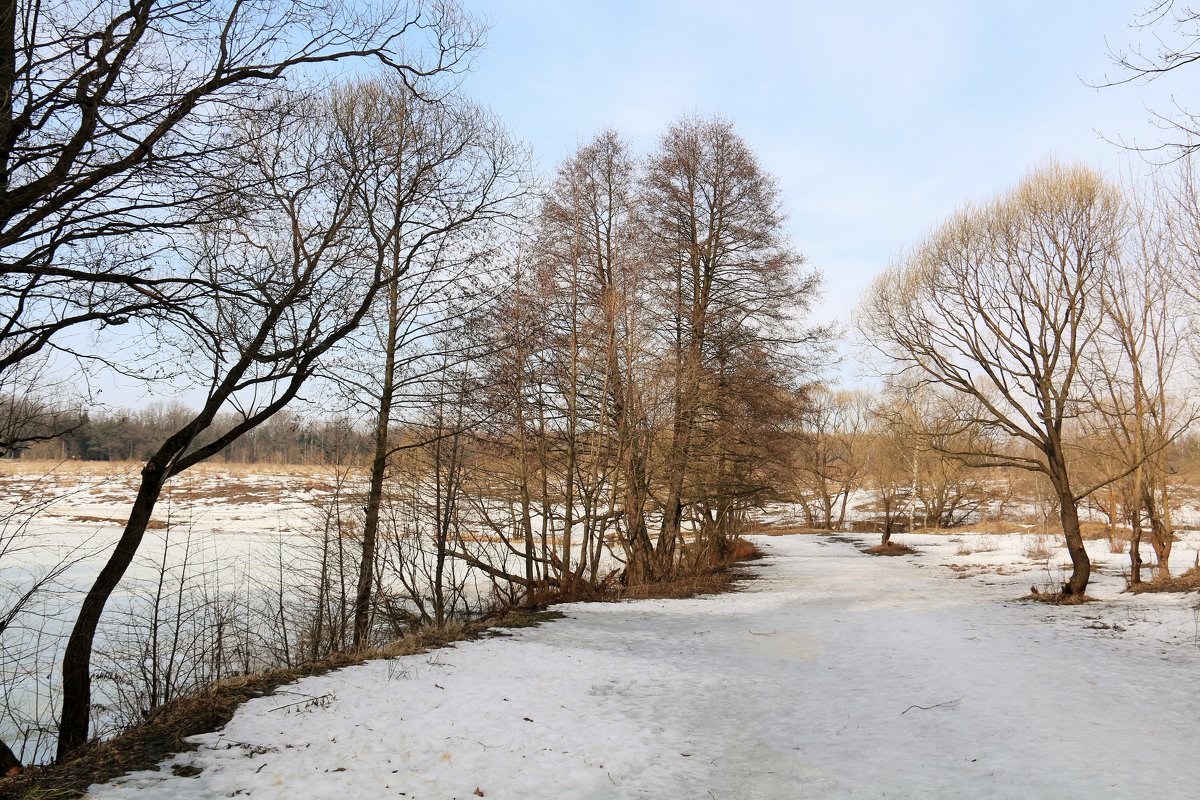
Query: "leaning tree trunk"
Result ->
[[58, 462, 168, 759], [1049, 459, 1090, 596]]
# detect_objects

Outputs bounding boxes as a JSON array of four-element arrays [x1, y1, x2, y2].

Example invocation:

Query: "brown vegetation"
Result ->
[[866, 542, 917, 556], [1127, 568, 1200, 594], [1021, 588, 1096, 606]]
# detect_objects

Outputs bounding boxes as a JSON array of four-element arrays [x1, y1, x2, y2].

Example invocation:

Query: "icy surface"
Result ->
[[88, 534, 1200, 799]]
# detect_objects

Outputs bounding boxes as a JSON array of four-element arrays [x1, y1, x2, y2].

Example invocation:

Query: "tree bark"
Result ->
[[1129, 494, 1144, 587], [58, 461, 167, 759], [353, 278, 400, 650], [1049, 459, 1090, 596], [0, 737, 20, 775], [1143, 483, 1172, 580]]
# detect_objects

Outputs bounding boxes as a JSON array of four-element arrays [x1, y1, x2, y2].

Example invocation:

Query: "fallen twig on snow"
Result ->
[[900, 696, 963, 715], [268, 693, 334, 713]]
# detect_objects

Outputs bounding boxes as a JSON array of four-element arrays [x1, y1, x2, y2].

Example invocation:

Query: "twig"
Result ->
[[748, 630, 776, 636], [446, 735, 500, 750], [900, 696, 963, 715], [268, 693, 334, 712]]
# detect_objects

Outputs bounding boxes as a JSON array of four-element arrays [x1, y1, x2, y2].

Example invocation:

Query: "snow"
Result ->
[[0, 462, 633, 763], [86, 533, 1200, 799]]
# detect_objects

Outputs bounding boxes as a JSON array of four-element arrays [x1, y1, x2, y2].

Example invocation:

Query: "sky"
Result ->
[[96, 0, 1200, 406], [452, 0, 1199, 364]]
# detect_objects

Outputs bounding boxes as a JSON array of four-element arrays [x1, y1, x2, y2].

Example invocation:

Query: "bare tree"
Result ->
[[56, 70, 514, 755], [0, 3, 485, 763], [862, 394, 910, 545], [1089, 177, 1196, 583], [860, 162, 1125, 597], [1098, 1, 1200, 158], [643, 114, 820, 573], [534, 131, 653, 584], [309, 77, 519, 650], [0, 0, 481, 387], [794, 387, 871, 530]]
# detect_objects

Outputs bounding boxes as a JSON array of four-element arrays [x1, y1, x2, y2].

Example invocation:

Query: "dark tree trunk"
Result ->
[[1049, 459, 1090, 596], [1129, 493, 1144, 587], [0, 0, 16, 192], [353, 423, 389, 649], [353, 316, 397, 649], [0, 737, 20, 775], [58, 461, 167, 759], [1143, 486, 1172, 580]]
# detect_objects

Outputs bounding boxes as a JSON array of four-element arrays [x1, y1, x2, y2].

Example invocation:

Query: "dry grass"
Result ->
[[609, 539, 764, 600], [955, 519, 1029, 535], [1079, 520, 1127, 542], [0, 608, 562, 800], [1128, 568, 1200, 594], [1, 459, 338, 479], [954, 535, 999, 556], [1020, 589, 1095, 605], [741, 523, 825, 536], [865, 542, 917, 556], [69, 515, 167, 529], [1022, 536, 1056, 561]]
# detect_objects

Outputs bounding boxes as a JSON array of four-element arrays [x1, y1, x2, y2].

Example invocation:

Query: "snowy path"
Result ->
[[89, 534, 1200, 799]]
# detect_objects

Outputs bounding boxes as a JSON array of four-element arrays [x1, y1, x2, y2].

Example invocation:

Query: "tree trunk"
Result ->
[[58, 462, 167, 759], [1049, 462, 1089, 596], [353, 331, 396, 649], [1143, 484, 1172, 581], [1129, 495, 1143, 587], [0, 0, 15, 194], [880, 498, 893, 546], [0, 737, 19, 775]]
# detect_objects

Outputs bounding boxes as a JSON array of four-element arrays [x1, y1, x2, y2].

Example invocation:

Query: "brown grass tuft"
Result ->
[[610, 539, 764, 601], [1022, 536, 1056, 561], [865, 542, 917, 556], [1020, 588, 1095, 605], [1128, 568, 1200, 594]]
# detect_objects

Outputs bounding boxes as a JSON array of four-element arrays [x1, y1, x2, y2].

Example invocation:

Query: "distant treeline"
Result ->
[[16, 404, 372, 465]]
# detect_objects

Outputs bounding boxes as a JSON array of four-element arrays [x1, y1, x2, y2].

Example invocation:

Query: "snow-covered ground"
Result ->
[[0, 462, 625, 763], [87, 533, 1200, 799]]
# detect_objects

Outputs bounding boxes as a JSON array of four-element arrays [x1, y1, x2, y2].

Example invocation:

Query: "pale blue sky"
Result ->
[[456, 1, 1197, 339], [101, 1, 1200, 405]]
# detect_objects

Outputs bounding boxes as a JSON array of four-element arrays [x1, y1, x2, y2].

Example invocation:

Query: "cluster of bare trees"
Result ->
[[340, 119, 825, 648], [476, 121, 822, 586], [12, 404, 368, 463], [0, 0, 528, 767], [0, 2, 826, 770], [859, 160, 1200, 597], [788, 387, 1002, 539]]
